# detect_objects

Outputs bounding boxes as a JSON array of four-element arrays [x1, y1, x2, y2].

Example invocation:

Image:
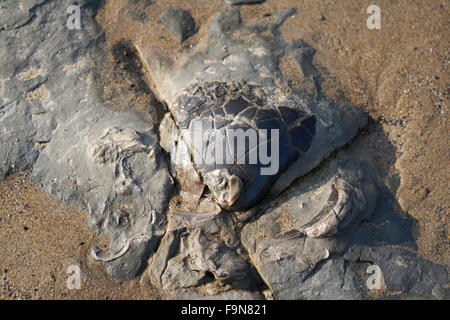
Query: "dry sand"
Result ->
[[0, 0, 448, 299]]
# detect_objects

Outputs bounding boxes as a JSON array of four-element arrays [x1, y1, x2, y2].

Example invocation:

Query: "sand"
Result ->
[[0, 0, 448, 299]]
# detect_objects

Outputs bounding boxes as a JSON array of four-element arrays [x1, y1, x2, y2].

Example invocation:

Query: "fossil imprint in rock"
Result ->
[[140, 7, 370, 237], [27, 3, 374, 289], [71, 7, 374, 289]]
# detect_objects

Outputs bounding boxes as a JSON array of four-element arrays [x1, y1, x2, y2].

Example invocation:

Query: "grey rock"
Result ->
[[148, 211, 261, 296], [30, 104, 174, 280], [146, 7, 368, 213], [0, 0, 47, 31], [241, 155, 448, 300], [359, 246, 448, 298], [103, 237, 155, 280], [241, 159, 378, 299], [287, 257, 366, 300], [157, 8, 197, 43], [0, 0, 102, 179]]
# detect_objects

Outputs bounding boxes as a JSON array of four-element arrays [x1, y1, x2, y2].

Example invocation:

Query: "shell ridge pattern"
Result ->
[[168, 81, 317, 209]]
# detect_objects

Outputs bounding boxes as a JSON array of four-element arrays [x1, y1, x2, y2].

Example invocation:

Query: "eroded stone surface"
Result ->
[[0, 0, 447, 300], [0, 0, 174, 281], [241, 158, 448, 299], [148, 210, 262, 297], [0, 0, 102, 179], [30, 100, 174, 280], [241, 159, 378, 299], [151, 8, 368, 211]]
